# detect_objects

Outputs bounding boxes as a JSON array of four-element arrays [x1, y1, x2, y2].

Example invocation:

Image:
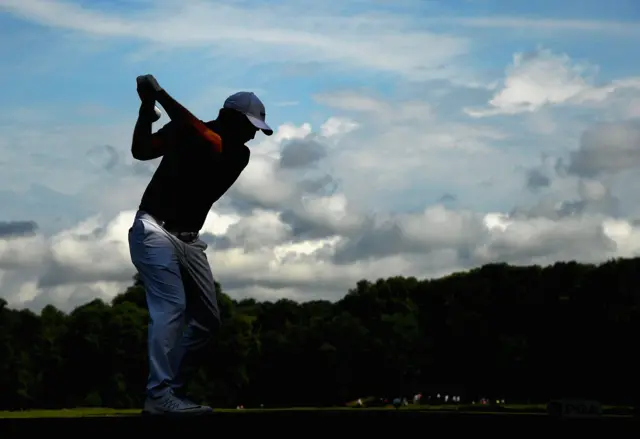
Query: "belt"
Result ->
[[145, 212, 199, 243], [170, 231, 199, 243]]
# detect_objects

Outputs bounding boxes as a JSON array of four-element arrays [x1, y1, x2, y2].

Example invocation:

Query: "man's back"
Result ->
[[139, 120, 250, 232]]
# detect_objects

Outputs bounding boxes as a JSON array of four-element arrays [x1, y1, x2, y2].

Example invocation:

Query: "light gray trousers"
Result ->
[[128, 210, 220, 398]]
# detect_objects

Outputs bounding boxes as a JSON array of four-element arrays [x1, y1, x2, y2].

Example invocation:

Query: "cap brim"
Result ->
[[245, 113, 273, 136]]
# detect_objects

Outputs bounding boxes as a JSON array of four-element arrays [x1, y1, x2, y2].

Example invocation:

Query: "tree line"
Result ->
[[1, 257, 639, 410]]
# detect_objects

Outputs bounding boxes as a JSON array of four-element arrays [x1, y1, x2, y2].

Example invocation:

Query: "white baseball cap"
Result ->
[[223, 91, 273, 136]]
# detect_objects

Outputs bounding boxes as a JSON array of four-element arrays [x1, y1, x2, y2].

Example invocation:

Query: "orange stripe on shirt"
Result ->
[[187, 115, 223, 153]]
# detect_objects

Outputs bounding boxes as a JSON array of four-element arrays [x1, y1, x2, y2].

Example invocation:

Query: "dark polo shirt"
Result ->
[[138, 119, 250, 232]]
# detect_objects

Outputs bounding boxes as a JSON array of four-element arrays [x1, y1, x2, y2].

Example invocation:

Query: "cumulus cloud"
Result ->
[[478, 213, 619, 265], [5, 73, 640, 313], [309, 89, 513, 212], [3, 3, 640, 314], [331, 205, 486, 264], [279, 137, 327, 169], [465, 48, 640, 117], [5, 194, 640, 313], [525, 169, 551, 191], [566, 121, 640, 177], [0, 221, 38, 238]]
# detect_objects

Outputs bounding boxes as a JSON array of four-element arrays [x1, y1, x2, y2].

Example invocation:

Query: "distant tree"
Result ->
[[1, 258, 639, 409]]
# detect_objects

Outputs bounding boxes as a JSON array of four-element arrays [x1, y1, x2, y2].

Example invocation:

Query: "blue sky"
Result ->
[[3, 1, 639, 126], [2, 0, 640, 310], [1, 0, 639, 218]]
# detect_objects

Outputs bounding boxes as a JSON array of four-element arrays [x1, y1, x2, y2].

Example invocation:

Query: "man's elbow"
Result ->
[[131, 140, 160, 161], [131, 145, 151, 161]]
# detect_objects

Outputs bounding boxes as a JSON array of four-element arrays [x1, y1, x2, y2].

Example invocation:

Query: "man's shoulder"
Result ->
[[202, 120, 251, 166], [230, 143, 251, 167]]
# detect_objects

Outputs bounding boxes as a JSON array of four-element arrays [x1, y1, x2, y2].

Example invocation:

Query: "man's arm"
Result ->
[[137, 74, 223, 154], [131, 103, 177, 161]]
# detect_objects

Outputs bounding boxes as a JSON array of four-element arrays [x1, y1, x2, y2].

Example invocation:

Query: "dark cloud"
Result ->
[[525, 169, 550, 190], [0, 220, 38, 238], [200, 232, 234, 251], [331, 222, 417, 264], [330, 211, 485, 265], [510, 178, 620, 220], [554, 157, 568, 177], [37, 259, 134, 289], [567, 121, 640, 177], [279, 137, 327, 169], [438, 193, 456, 202], [278, 209, 350, 241], [298, 174, 339, 195], [473, 218, 618, 267], [219, 273, 346, 297], [225, 172, 339, 216], [221, 196, 259, 216]]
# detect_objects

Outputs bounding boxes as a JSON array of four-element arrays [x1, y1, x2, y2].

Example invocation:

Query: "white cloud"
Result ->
[[567, 121, 640, 177], [442, 16, 640, 36], [0, 235, 48, 270], [475, 213, 618, 264], [0, 0, 470, 82], [3, 2, 640, 314], [310, 89, 514, 211], [465, 48, 640, 117], [3, 80, 638, 312], [3, 109, 638, 311], [0, 104, 501, 310], [320, 117, 359, 139], [5, 197, 640, 313]]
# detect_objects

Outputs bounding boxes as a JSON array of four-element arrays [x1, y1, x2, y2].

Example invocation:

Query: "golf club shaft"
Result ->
[[155, 89, 223, 153]]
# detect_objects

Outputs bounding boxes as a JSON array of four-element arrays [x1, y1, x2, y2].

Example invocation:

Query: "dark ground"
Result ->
[[1, 410, 637, 435]]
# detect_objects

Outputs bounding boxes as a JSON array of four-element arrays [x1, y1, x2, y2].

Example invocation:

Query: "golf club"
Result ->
[[136, 75, 223, 153]]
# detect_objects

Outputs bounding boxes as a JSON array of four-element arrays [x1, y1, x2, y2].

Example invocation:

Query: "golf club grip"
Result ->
[[155, 90, 223, 153]]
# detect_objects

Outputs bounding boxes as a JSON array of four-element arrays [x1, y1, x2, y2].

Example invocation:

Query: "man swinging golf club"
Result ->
[[128, 74, 273, 416]]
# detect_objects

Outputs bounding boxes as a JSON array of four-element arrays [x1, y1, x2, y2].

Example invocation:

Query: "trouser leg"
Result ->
[[169, 241, 221, 395], [128, 212, 187, 398]]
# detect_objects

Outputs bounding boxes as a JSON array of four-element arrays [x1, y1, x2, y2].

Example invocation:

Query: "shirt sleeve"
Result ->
[[151, 120, 180, 150]]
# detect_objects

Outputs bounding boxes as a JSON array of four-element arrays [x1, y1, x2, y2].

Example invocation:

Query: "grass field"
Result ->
[[0, 403, 587, 418], [1, 402, 635, 419]]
